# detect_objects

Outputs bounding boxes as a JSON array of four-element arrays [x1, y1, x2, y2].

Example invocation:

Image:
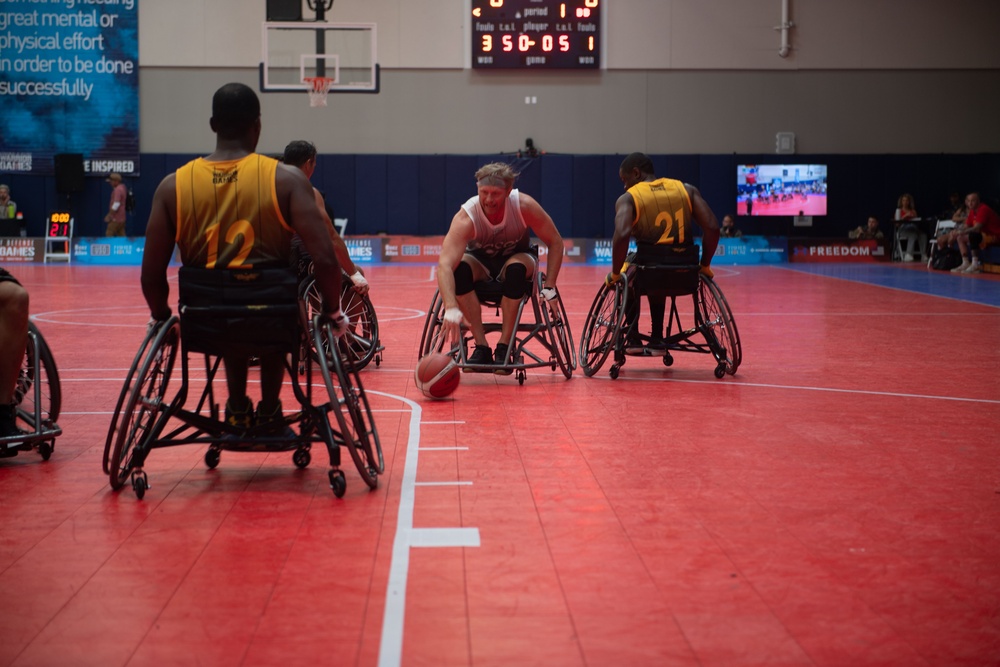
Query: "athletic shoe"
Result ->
[[224, 396, 254, 432], [0, 402, 27, 448], [624, 332, 645, 355], [964, 261, 982, 274], [465, 345, 493, 372], [903, 253, 914, 262], [951, 259, 971, 273], [646, 337, 667, 355], [493, 343, 513, 375], [256, 401, 297, 439]]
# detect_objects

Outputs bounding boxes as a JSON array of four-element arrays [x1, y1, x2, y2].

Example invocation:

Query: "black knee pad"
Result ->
[[453, 261, 475, 295], [501, 263, 528, 299]]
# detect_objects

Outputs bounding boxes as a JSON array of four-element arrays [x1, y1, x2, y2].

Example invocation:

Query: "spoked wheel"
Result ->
[[539, 287, 576, 379], [302, 277, 381, 371], [314, 317, 382, 490], [579, 280, 627, 377], [418, 289, 446, 358], [16, 322, 62, 432], [103, 320, 162, 474], [107, 318, 180, 491], [697, 276, 742, 376]]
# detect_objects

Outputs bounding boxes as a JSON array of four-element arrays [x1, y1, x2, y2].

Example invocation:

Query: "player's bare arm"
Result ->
[[519, 193, 564, 287]]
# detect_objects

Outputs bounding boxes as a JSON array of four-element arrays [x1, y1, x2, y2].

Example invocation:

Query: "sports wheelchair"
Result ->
[[1, 322, 62, 460], [419, 271, 576, 385], [300, 270, 383, 371], [102, 267, 382, 499], [579, 257, 741, 380]]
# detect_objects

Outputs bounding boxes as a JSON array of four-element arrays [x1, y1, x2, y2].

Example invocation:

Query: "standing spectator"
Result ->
[[850, 216, 884, 240], [720, 214, 742, 238], [948, 192, 1000, 274], [893, 193, 924, 262], [104, 172, 128, 237], [0, 184, 16, 221]]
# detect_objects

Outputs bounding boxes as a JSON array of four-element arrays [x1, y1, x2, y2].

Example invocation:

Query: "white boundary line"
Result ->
[[369, 390, 480, 667]]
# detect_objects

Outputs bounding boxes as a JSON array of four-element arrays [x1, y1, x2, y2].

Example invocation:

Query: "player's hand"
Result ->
[[442, 306, 465, 341], [699, 264, 714, 279], [323, 308, 351, 337], [148, 308, 172, 326], [605, 272, 622, 287], [350, 270, 370, 295], [540, 286, 558, 302]]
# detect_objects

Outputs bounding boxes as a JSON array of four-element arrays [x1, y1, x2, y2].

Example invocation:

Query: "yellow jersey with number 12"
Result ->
[[175, 154, 294, 269], [628, 177, 693, 246]]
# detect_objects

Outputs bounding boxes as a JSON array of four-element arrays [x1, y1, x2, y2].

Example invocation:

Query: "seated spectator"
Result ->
[[720, 214, 742, 238], [947, 192, 1000, 274], [850, 216, 884, 240], [0, 184, 16, 221], [894, 193, 925, 262]]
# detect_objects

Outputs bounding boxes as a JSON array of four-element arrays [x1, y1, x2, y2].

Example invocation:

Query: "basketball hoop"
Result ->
[[304, 76, 335, 107]]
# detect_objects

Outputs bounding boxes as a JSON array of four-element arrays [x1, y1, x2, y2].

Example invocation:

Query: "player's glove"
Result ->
[[604, 272, 622, 287], [349, 270, 370, 295], [539, 286, 558, 302], [323, 308, 351, 337], [699, 264, 714, 279]]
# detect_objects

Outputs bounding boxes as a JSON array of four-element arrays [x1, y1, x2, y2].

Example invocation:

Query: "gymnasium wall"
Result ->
[[3, 0, 999, 239]]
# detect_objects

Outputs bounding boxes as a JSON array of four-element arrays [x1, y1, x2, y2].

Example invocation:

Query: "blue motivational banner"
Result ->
[[0, 0, 139, 176]]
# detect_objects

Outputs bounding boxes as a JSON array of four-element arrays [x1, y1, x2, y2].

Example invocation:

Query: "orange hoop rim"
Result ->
[[304, 76, 335, 107]]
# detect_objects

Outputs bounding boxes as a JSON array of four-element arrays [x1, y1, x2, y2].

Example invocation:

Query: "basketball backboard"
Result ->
[[260, 21, 379, 94]]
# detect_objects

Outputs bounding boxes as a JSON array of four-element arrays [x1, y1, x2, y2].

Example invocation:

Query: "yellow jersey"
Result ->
[[628, 178, 693, 246], [175, 154, 294, 269]]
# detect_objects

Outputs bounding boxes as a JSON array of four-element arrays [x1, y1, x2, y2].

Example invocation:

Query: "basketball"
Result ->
[[414, 352, 460, 399]]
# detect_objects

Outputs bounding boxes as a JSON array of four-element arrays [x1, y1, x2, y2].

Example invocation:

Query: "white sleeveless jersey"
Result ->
[[461, 189, 531, 257]]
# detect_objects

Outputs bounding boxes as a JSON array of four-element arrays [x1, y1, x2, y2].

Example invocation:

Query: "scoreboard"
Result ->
[[471, 0, 601, 69]]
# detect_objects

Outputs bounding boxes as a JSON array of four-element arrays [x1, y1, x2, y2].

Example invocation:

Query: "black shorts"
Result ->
[[0, 267, 21, 286], [467, 245, 538, 280]]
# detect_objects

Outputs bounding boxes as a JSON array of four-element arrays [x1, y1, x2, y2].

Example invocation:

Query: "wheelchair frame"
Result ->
[[102, 272, 383, 500], [579, 265, 742, 380], [2, 322, 62, 460], [418, 271, 576, 385]]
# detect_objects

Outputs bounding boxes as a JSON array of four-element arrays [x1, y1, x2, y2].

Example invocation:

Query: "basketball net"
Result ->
[[304, 76, 334, 107]]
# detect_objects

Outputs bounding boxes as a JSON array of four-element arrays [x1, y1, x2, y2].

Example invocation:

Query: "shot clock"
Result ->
[[48, 211, 73, 238], [471, 0, 601, 69]]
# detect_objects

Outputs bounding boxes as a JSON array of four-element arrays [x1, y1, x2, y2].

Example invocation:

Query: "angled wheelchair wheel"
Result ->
[[418, 289, 445, 357], [16, 322, 62, 431], [579, 280, 627, 377], [314, 317, 382, 490], [103, 320, 162, 474], [302, 277, 381, 371], [697, 276, 742, 376], [539, 289, 576, 378], [107, 318, 180, 491]]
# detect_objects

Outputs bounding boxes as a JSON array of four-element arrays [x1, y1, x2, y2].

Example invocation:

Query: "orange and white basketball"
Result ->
[[414, 352, 460, 399]]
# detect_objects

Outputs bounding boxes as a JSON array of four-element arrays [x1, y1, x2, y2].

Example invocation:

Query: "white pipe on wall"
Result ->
[[778, 0, 793, 58]]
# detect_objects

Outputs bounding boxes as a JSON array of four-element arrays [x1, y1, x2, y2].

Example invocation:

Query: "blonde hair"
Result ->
[[475, 162, 518, 189], [897, 193, 915, 210]]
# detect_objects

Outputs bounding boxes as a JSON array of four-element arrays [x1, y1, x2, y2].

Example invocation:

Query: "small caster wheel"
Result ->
[[663, 353, 674, 367], [293, 448, 311, 469], [375, 354, 382, 367], [205, 447, 221, 469], [132, 473, 148, 500], [517, 370, 526, 385], [329, 469, 346, 497], [38, 441, 53, 461], [610, 365, 620, 380], [367, 466, 379, 490], [714, 364, 726, 379]]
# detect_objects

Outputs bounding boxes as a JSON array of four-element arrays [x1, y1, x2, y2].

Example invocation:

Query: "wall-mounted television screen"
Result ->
[[737, 164, 827, 216]]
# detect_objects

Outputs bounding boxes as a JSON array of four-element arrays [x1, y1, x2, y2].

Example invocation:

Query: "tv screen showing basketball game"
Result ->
[[737, 164, 827, 216]]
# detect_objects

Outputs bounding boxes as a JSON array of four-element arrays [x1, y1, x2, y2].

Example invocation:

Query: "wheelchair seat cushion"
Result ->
[[178, 267, 301, 356]]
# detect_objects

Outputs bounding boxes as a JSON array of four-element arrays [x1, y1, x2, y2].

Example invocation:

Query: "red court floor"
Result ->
[[1, 262, 998, 667]]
